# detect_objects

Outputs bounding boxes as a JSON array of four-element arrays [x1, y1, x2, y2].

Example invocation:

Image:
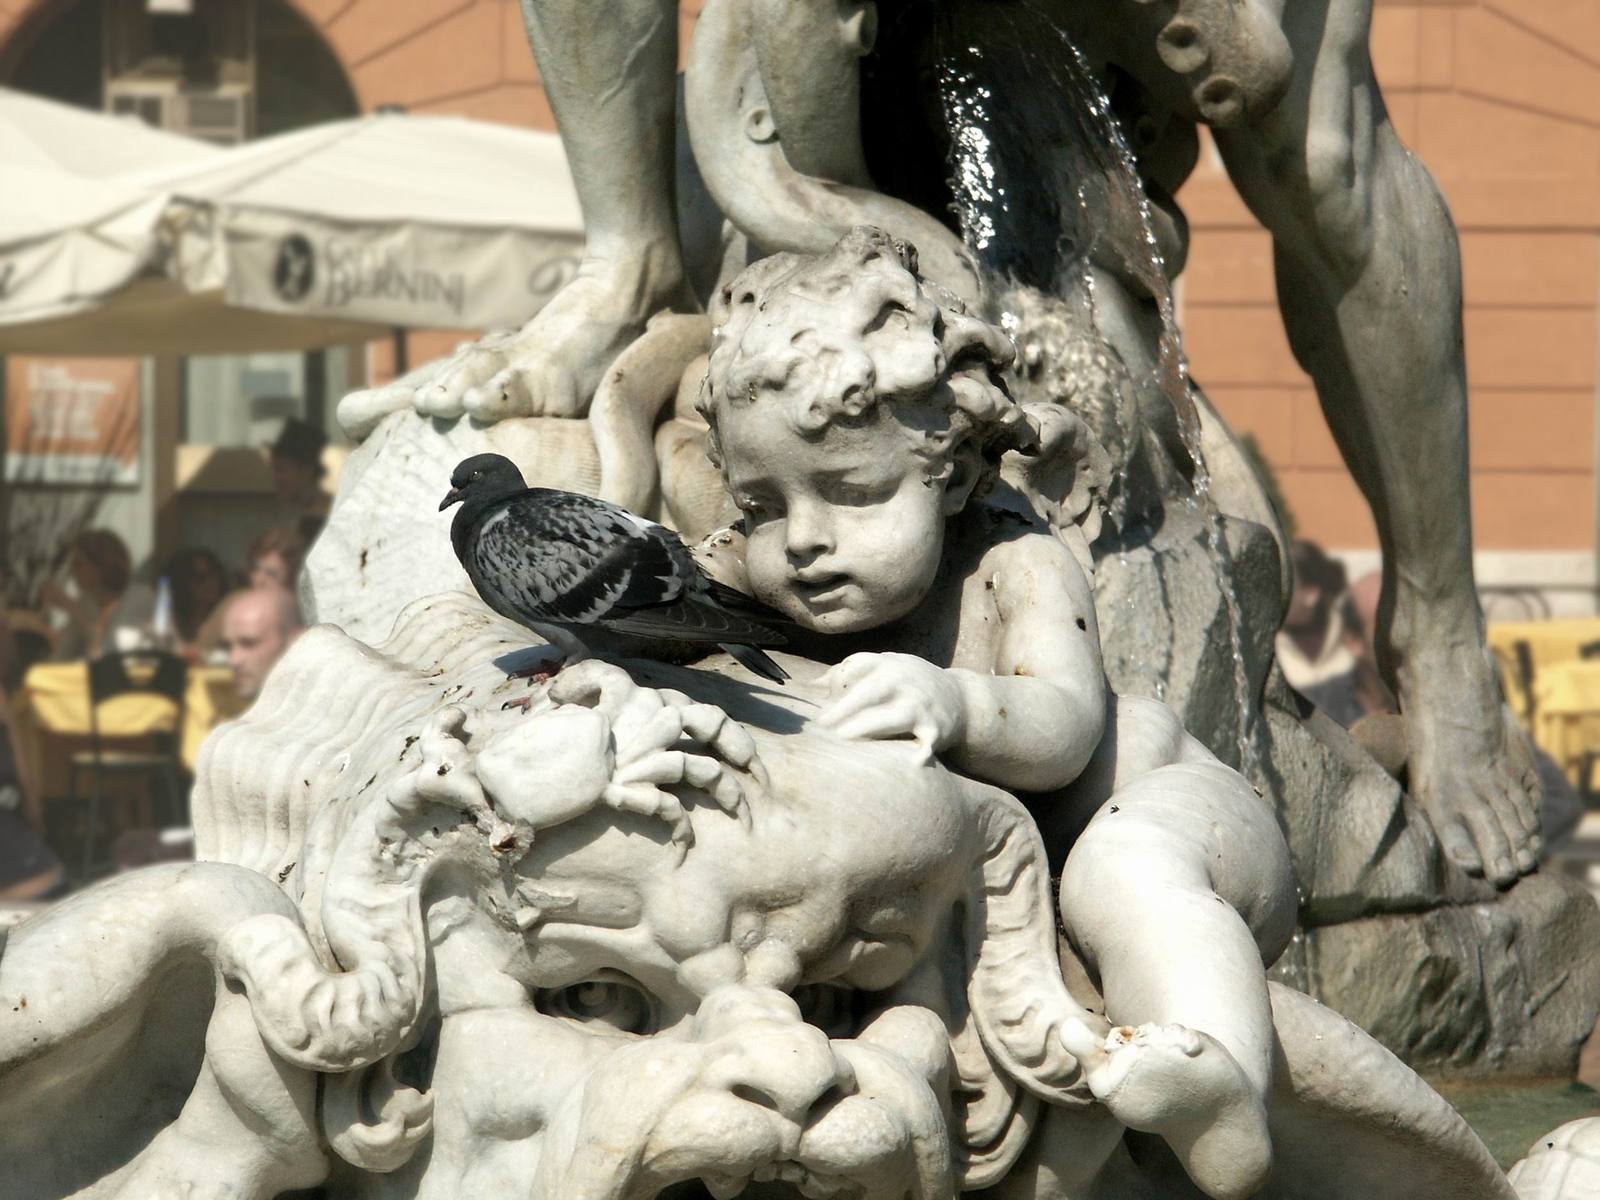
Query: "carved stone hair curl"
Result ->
[[700, 227, 1037, 496]]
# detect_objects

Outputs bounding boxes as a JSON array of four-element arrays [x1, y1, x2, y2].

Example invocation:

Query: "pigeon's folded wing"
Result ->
[[468, 496, 677, 624]]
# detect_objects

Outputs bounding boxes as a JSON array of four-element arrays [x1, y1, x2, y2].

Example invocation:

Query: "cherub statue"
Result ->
[[695, 226, 1292, 1198]]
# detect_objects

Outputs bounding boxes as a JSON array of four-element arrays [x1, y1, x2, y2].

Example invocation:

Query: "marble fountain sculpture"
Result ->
[[1, 228, 1589, 1200], [7, 4, 1600, 1200]]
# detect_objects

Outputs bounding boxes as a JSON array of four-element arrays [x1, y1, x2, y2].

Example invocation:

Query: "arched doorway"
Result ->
[[0, 0, 357, 139]]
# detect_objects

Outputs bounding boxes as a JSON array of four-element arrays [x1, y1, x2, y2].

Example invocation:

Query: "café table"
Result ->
[[1533, 659, 1600, 790], [8, 661, 246, 802], [1487, 617, 1600, 725]]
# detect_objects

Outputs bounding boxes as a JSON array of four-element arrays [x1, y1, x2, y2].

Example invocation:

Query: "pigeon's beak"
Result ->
[[439, 486, 465, 511]]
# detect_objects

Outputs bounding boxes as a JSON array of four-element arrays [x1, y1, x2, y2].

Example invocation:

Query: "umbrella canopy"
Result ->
[[0, 99, 585, 355], [0, 87, 215, 180]]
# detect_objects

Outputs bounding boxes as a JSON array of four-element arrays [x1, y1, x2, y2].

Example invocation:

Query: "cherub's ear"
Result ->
[[941, 441, 986, 516]]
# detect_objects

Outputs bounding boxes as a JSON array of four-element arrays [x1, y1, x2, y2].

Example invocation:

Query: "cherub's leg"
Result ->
[[1059, 752, 1296, 1200], [339, 0, 695, 437]]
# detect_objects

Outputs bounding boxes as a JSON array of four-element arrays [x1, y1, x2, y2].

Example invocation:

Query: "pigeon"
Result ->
[[441, 453, 789, 684]]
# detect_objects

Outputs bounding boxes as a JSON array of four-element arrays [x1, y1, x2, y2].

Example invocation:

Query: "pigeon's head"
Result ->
[[440, 452, 526, 511]]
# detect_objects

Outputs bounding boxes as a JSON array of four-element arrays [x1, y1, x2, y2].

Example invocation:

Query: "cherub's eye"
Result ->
[[535, 972, 658, 1036], [791, 982, 860, 1039], [832, 480, 895, 508], [735, 493, 778, 522]]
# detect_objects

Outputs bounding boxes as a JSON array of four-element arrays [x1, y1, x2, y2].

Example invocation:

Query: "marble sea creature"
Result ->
[[442, 451, 789, 683]]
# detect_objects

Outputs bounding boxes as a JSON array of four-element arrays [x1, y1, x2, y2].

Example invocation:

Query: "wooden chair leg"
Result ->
[[81, 761, 102, 880]]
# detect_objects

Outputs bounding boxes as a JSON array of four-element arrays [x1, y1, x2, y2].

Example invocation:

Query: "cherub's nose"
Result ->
[[784, 501, 833, 560], [697, 987, 857, 1128]]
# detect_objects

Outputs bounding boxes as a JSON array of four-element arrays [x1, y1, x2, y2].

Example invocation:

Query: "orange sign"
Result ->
[[4, 357, 142, 485]]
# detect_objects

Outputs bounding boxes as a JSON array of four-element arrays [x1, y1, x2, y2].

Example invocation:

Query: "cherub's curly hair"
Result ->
[[700, 227, 1037, 496]]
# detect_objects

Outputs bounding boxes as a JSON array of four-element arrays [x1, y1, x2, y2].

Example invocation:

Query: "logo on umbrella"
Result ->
[[272, 235, 317, 303]]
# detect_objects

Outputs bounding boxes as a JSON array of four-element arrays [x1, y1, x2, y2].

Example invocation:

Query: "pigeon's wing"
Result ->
[[469, 490, 785, 646], [600, 591, 788, 646], [465, 493, 671, 624]]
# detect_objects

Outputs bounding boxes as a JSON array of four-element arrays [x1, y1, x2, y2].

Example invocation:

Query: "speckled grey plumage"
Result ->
[[442, 453, 787, 682]]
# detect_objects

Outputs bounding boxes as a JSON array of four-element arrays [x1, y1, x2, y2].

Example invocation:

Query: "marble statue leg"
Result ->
[[1210, 0, 1540, 886], [1058, 752, 1297, 1200], [749, 0, 877, 186], [338, 0, 696, 437]]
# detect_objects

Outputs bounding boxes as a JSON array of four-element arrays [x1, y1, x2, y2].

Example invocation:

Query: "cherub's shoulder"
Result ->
[[938, 508, 1094, 620], [966, 506, 1086, 578]]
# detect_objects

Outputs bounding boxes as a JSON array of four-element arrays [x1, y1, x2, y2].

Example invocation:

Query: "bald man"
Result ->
[[220, 587, 303, 702]]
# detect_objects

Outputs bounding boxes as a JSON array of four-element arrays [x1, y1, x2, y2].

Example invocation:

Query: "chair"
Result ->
[[66, 651, 188, 879]]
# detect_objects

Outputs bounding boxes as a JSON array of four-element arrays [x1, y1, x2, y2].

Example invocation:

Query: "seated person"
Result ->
[[0, 600, 64, 901], [1275, 540, 1360, 722], [697, 228, 1296, 1200], [220, 588, 304, 703], [268, 418, 332, 545], [162, 547, 232, 660], [246, 528, 306, 594], [41, 530, 155, 660]]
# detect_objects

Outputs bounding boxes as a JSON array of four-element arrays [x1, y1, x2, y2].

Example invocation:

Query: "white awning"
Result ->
[[0, 95, 585, 354]]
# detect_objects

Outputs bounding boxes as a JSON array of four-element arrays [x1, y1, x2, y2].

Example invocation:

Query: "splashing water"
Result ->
[[934, 0, 1262, 779]]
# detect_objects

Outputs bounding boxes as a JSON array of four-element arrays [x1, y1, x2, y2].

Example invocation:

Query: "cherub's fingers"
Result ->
[[634, 707, 687, 756], [612, 686, 669, 741], [828, 701, 923, 746], [816, 679, 902, 730], [656, 687, 695, 709], [820, 653, 881, 697]]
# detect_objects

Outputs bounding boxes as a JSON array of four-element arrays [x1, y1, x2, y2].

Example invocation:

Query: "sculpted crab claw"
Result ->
[[547, 661, 764, 847]]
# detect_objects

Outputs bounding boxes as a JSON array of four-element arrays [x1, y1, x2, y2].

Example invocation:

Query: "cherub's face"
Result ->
[[720, 401, 948, 634]]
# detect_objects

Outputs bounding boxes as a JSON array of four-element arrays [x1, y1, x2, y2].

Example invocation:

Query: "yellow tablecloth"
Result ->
[[9, 662, 246, 800], [1533, 659, 1600, 784], [1488, 617, 1600, 724]]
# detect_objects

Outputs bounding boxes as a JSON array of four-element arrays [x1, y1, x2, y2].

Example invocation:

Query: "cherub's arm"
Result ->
[[818, 532, 1106, 793], [944, 531, 1106, 791]]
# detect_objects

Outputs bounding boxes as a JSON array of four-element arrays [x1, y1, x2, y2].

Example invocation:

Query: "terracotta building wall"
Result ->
[[0, 0, 1592, 563]]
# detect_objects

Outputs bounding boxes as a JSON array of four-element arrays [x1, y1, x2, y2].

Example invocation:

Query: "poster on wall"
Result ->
[[4, 356, 142, 485]]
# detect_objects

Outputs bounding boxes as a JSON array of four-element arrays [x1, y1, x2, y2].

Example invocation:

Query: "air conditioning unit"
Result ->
[[106, 81, 252, 145]]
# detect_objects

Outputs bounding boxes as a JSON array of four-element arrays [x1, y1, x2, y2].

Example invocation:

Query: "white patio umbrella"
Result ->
[[0, 86, 216, 180], [0, 99, 584, 355]]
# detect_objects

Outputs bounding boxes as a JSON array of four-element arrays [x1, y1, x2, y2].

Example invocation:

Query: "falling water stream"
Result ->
[[933, 0, 1262, 780]]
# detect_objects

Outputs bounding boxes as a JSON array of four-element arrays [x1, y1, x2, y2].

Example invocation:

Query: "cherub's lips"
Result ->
[[790, 570, 852, 605]]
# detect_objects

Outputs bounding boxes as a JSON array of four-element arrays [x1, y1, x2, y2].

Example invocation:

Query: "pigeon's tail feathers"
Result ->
[[704, 579, 805, 638], [605, 595, 788, 648], [721, 642, 789, 685]]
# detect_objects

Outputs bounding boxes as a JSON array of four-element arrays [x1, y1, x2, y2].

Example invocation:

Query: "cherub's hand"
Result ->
[[816, 652, 966, 757]]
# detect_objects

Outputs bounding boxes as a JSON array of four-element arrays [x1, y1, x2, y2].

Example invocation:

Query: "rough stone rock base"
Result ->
[[1307, 873, 1600, 1078]]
